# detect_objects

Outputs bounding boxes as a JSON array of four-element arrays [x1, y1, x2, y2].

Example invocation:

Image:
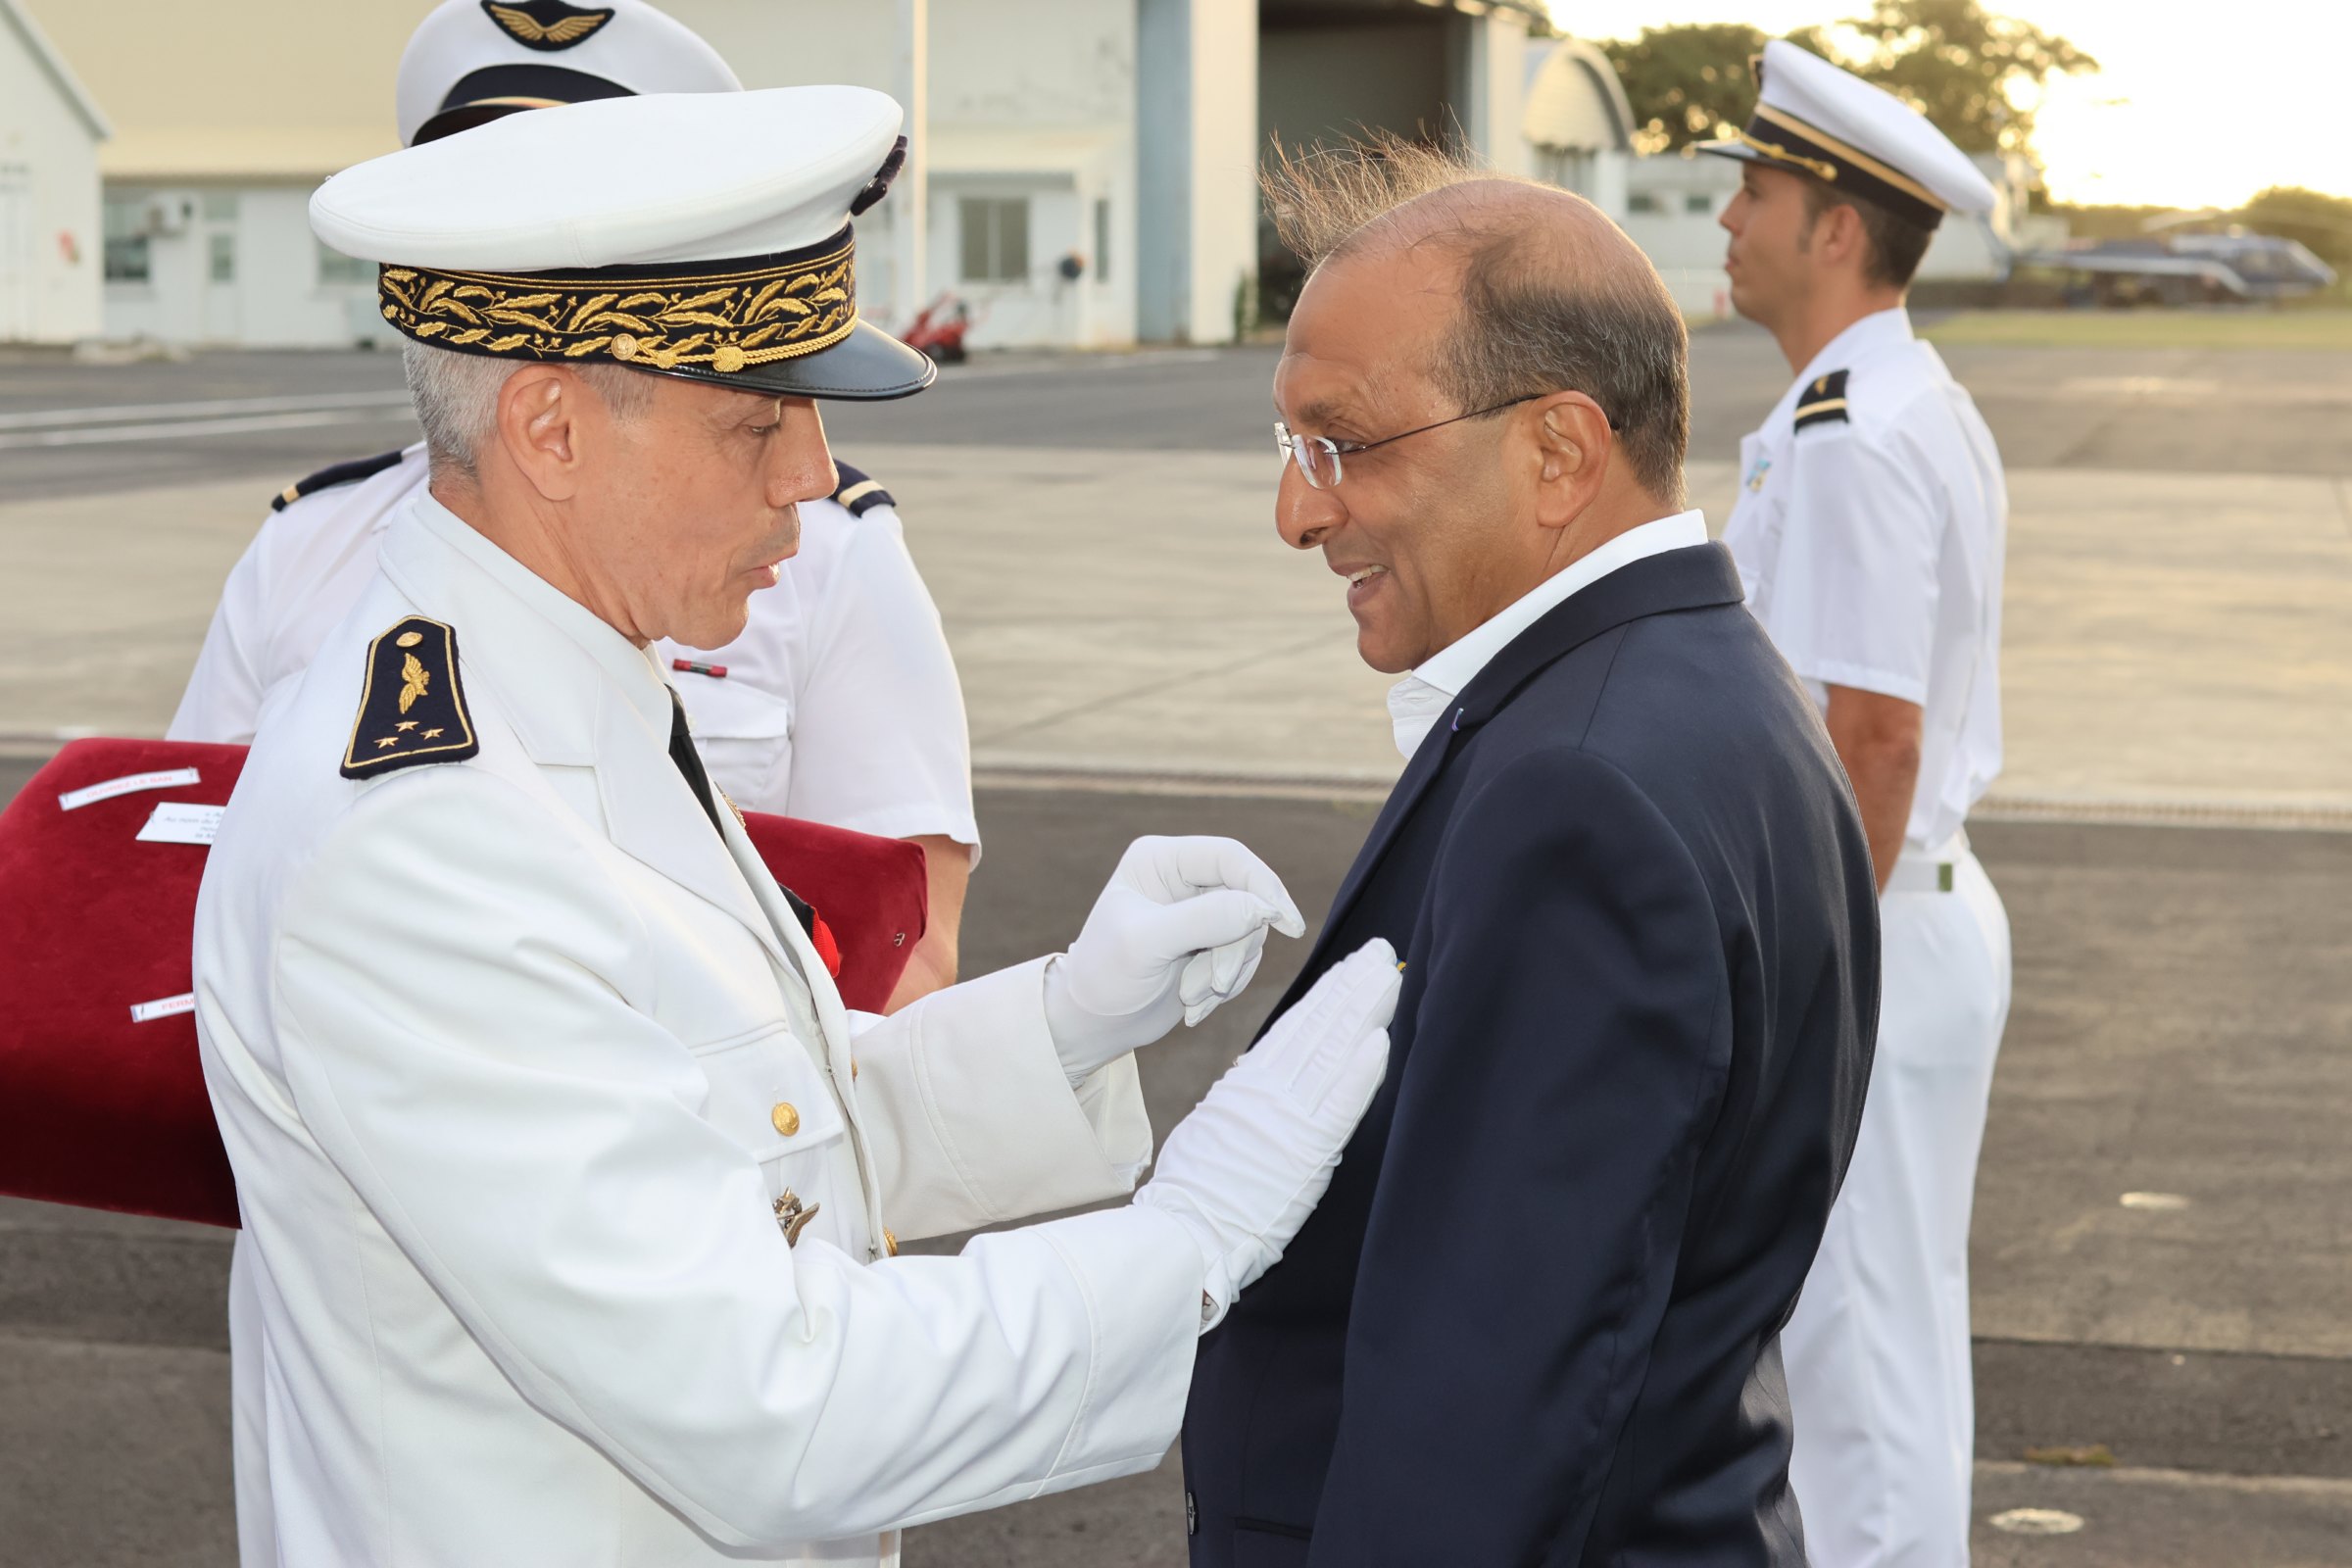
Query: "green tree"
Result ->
[[2238, 186, 2352, 270], [1598, 1, 2095, 159], [1837, 0, 2098, 155], [1599, 24, 1772, 156]]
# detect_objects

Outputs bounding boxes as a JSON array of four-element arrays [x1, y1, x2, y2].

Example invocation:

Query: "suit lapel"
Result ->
[[1283, 545, 1747, 1001], [595, 685, 794, 974]]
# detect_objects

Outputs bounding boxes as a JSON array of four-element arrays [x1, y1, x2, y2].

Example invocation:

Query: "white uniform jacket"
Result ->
[[192, 494, 1202, 1567], [1720, 307, 2007, 851], [169, 445, 981, 856]]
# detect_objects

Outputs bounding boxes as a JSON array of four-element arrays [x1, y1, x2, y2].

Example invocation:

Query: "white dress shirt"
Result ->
[[1388, 511, 1711, 760], [169, 446, 980, 856], [1721, 307, 2008, 851]]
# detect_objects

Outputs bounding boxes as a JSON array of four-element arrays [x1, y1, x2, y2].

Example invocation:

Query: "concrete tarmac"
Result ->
[[1, 327, 2348, 1562], [3, 757, 2349, 1565], [10, 319, 2352, 500]]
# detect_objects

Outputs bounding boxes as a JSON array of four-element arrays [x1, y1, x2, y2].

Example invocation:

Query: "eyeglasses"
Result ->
[[1273, 394, 1544, 491]]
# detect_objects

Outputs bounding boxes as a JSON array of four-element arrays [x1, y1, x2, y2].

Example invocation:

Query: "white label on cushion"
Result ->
[[58, 767, 202, 811], [135, 802, 226, 846], [129, 993, 197, 1024]]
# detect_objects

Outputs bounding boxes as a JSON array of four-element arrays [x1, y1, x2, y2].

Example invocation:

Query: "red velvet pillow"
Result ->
[[0, 738, 927, 1229]]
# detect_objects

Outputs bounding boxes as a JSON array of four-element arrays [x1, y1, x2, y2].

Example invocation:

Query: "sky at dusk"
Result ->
[[1556, 1, 2345, 209]]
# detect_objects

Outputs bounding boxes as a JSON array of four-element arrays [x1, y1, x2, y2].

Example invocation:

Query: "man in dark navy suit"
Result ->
[[1181, 145, 1882, 1566]]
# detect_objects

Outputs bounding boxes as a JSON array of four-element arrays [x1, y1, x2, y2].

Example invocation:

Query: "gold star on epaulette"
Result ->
[[341, 616, 480, 779]]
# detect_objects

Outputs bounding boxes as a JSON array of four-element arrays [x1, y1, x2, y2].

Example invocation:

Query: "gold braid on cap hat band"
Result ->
[[1723, 126, 1839, 184], [375, 230, 857, 375]]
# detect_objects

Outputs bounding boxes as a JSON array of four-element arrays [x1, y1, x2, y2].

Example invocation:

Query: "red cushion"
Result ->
[[0, 739, 928, 1229]]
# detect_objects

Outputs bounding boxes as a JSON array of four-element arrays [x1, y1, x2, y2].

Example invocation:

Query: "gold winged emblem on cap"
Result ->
[[484, 2, 612, 46]]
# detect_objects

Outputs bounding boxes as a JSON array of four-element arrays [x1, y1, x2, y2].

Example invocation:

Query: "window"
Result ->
[[1686, 192, 1716, 215], [1093, 197, 1110, 285], [317, 240, 373, 286], [958, 197, 1030, 283], [209, 231, 236, 283], [1626, 192, 1661, 215], [103, 198, 150, 284], [201, 191, 238, 223]]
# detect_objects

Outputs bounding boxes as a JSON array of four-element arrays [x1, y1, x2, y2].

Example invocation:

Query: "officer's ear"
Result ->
[[494, 366, 584, 503], [1811, 199, 1871, 277], [1529, 390, 1613, 533]]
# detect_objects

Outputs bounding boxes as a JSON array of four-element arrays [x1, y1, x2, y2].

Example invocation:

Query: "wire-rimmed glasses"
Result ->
[[1273, 393, 1544, 490]]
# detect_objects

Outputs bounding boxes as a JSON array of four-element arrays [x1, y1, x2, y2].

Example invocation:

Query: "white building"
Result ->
[[1521, 37, 1632, 220], [0, 0, 106, 343], [26, 0, 1544, 353]]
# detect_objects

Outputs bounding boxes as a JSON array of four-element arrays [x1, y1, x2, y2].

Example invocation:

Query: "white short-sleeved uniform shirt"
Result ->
[[1721, 308, 2007, 852], [170, 445, 980, 857]]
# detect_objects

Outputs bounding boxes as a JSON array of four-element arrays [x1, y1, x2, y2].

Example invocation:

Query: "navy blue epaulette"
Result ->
[[339, 616, 480, 779], [271, 449, 408, 512], [831, 462, 895, 517], [1793, 369, 1850, 432]]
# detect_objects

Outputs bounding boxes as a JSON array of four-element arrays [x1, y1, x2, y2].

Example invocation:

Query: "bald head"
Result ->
[[1270, 147, 1690, 502], [1332, 176, 1636, 279]]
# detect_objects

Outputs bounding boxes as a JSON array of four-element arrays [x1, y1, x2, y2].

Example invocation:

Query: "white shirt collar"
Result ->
[[1387, 509, 1710, 760], [1774, 307, 1914, 426]]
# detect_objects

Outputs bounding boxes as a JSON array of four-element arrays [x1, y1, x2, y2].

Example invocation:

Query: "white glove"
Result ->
[[1134, 938, 1399, 1331], [1042, 836, 1307, 1084]]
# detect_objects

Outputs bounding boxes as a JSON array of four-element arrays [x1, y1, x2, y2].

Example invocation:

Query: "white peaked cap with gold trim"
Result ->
[[395, 0, 741, 148], [312, 87, 932, 401], [1704, 40, 1997, 225]]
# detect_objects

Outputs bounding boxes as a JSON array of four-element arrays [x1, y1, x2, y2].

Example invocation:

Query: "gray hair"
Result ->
[[401, 340, 654, 481], [1262, 136, 1690, 504]]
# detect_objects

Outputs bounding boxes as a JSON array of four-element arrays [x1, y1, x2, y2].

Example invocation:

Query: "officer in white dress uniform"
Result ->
[[169, 0, 978, 1007], [1707, 42, 2013, 1567], [194, 84, 1402, 1568]]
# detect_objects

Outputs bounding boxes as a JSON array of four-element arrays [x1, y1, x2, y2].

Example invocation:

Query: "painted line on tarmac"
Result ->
[[1976, 792, 2352, 833], [976, 761, 2352, 831], [0, 408, 416, 451], [0, 389, 412, 432], [1977, 1458, 2352, 1499]]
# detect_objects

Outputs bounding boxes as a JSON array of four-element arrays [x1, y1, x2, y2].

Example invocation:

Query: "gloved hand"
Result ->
[[1042, 836, 1307, 1084], [1134, 938, 1398, 1331]]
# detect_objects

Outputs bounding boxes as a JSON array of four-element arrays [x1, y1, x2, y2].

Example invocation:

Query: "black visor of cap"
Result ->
[[412, 64, 635, 145], [639, 317, 937, 402], [1699, 115, 1944, 230]]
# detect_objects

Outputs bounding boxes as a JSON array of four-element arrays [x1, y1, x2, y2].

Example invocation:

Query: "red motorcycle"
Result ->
[[901, 290, 972, 365]]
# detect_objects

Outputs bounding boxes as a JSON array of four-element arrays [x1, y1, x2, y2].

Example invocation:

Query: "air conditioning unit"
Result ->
[[140, 197, 192, 237]]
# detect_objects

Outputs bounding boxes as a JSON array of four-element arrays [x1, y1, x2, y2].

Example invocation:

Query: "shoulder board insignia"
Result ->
[[1793, 368, 1850, 432], [341, 617, 480, 779], [272, 449, 407, 513], [479, 1, 615, 52], [830, 461, 896, 517]]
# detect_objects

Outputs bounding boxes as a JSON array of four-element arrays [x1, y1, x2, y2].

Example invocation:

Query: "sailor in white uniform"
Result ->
[[1707, 41, 2013, 1567], [170, 0, 978, 1007], [194, 83, 1403, 1568]]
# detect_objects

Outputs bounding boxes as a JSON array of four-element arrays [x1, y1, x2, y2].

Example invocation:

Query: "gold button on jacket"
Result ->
[[770, 1102, 801, 1137]]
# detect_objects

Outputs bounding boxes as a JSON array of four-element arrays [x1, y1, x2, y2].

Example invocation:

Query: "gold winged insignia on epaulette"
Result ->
[[399, 653, 429, 713]]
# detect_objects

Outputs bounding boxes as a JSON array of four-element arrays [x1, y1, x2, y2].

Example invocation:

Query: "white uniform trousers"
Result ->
[[1785, 834, 2012, 1568]]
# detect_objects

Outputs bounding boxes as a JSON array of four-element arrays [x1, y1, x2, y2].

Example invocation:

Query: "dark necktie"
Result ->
[[668, 688, 822, 948], [666, 688, 725, 834]]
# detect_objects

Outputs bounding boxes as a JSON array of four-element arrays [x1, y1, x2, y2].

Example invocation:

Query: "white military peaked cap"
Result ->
[[1703, 39, 1996, 225], [396, 0, 741, 146], [314, 87, 932, 401]]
